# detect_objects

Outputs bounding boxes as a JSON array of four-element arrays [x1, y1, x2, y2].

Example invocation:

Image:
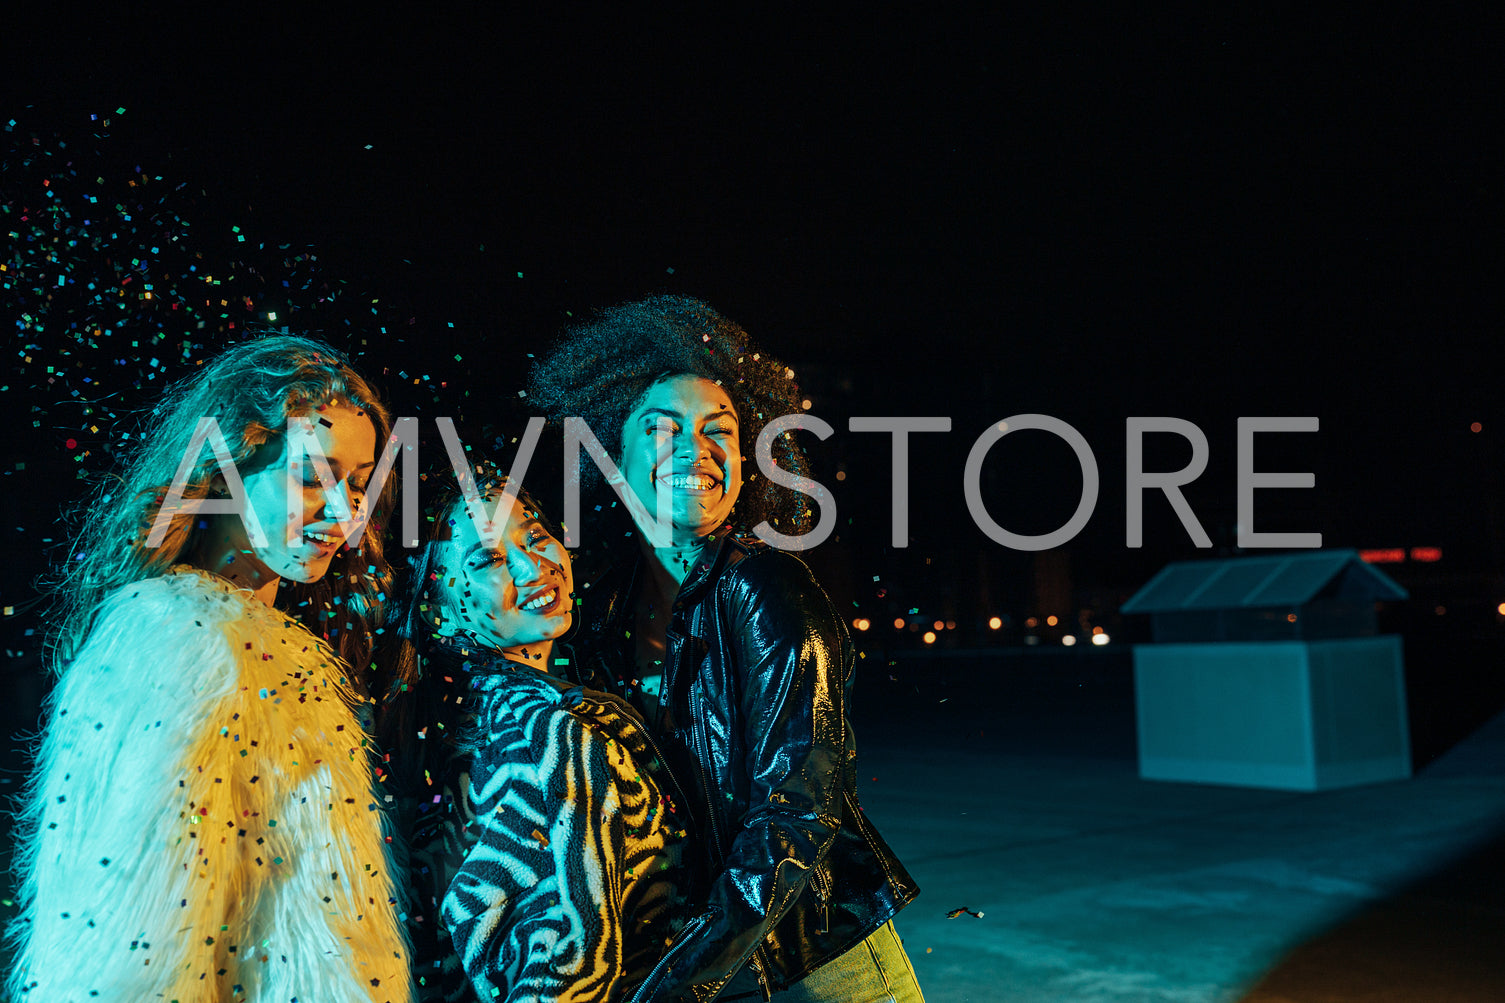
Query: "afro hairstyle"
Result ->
[[526, 295, 815, 538]]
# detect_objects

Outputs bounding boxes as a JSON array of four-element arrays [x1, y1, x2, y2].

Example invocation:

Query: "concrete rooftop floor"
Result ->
[[860, 708, 1505, 1002]]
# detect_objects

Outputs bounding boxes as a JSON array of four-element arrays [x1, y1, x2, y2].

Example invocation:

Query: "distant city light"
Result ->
[[1025, 617, 1039, 628], [1061, 635, 1077, 646], [835, 470, 846, 481], [1471, 421, 1482, 433], [988, 616, 1003, 630], [853, 618, 871, 632], [945, 620, 956, 630], [1045, 615, 1059, 627], [1435, 606, 1447, 616], [1497, 603, 1505, 616], [922, 631, 937, 644], [1091, 633, 1110, 646], [1359, 547, 1441, 564], [893, 618, 906, 630], [1091, 626, 1104, 635], [933, 620, 945, 631], [1286, 613, 1298, 623]]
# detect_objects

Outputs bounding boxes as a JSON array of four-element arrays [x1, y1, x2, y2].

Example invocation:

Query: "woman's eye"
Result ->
[[294, 464, 331, 487]]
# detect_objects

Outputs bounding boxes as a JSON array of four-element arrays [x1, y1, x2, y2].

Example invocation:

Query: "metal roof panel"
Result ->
[[1121, 549, 1408, 613]]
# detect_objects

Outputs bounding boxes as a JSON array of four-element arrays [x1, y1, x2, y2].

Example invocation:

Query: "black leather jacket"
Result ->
[[580, 531, 919, 1001]]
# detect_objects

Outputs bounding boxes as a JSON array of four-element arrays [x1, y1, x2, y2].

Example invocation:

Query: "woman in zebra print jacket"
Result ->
[[378, 468, 692, 1002]]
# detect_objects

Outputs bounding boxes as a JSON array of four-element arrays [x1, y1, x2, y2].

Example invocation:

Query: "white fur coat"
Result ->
[[7, 568, 413, 1002]]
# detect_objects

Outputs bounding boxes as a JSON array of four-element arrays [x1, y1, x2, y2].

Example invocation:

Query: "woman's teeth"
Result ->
[[304, 530, 340, 545], [521, 589, 557, 611], [664, 473, 715, 490]]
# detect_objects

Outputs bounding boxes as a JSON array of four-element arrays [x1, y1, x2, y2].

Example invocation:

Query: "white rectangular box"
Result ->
[[1133, 636, 1411, 790]]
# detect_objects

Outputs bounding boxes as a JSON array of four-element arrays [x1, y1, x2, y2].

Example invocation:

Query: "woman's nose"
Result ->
[[508, 546, 544, 583], [321, 481, 360, 521], [677, 431, 711, 461]]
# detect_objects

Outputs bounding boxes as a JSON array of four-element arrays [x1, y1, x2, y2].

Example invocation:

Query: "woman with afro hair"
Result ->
[[529, 296, 923, 1002]]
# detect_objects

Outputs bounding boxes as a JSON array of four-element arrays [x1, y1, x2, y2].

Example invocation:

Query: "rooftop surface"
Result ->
[[860, 676, 1505, 1002]]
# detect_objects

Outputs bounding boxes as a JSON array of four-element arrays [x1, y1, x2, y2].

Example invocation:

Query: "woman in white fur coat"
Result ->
[[5, 336, 413, 1002]]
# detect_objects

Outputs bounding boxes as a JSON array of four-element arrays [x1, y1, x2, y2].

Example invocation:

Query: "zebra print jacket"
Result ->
[[399, 648, 691, 1002]]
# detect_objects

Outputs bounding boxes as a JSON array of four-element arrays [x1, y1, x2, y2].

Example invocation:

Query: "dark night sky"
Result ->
[[4, 8, 1502, 627]]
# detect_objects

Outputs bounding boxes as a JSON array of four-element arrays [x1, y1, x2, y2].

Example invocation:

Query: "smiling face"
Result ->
[[196, 403, 377, 601], [434, 490, 574, 665], [618, 375, 743, 545]]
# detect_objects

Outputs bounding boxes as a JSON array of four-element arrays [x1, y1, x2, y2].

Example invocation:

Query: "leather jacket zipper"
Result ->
[[626, 909, 714, 1003], [690, 710, 727, 862], [811, 864, 832, 934], [753, 943, 774, 1001]]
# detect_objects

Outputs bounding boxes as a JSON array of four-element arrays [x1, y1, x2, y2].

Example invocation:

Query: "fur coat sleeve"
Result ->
[[6, 570, 413, 1002]]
